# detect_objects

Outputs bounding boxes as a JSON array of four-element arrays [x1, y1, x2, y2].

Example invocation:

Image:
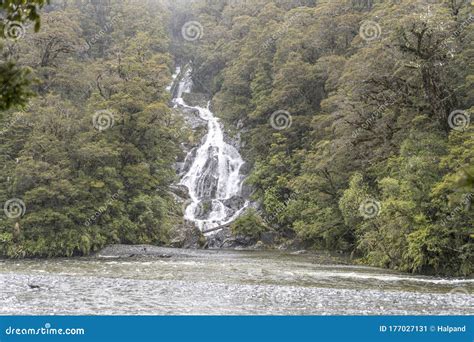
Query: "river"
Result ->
[[0, 246, 472, 315]]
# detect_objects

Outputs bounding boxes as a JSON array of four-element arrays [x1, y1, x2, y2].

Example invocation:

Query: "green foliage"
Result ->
[[0, 0, 47, 31], [178, 0, 473, 275], [1, 0, 472, 276], [0, 0, 49, 112], [231, 209, 267, 240], [0, 1, 185, 258], [0, 62, 34, 110]]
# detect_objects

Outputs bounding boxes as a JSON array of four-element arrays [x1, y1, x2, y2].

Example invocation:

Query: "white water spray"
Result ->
[[173, 68, 248, 232]]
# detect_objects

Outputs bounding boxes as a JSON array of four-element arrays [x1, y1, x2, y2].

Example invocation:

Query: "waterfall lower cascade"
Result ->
[[173, 69, 248, 233]]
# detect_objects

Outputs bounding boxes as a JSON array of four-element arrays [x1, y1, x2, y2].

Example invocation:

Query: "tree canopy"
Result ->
[[0, 0, 472, 276], [171, 0, 473, 276]]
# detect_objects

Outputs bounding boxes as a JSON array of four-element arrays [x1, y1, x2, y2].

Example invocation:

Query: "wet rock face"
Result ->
[[169, 185, 190, 200], [179, 107, 207, 130], [205, 226, 257, 249], [194, 200, 213, 220], [239, 162, 252, 176], [167, 187, 204, 249], [260, 232, 277, 245], [223, 196, 246, 211], [241, 184, 254, 199], [223, 131, 241, 150], [182, 92, 209, 108], [180, 147, 198, 175], [170, 221, 206, 249]]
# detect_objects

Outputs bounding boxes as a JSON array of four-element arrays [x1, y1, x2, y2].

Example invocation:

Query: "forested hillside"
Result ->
[[0, 0, 472, 277], [171, 0, 473, 276], [0, 0, 186, 257]]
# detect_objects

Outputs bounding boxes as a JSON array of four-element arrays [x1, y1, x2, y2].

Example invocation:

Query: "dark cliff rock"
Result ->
[[170, 220, 206, 249], [182, 92, 209, 108], [205, 226, 257, 249]]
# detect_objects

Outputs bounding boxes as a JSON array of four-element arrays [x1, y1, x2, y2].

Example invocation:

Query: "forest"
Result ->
[[0, 0, 186, 258], [0, 0, 473, 277]]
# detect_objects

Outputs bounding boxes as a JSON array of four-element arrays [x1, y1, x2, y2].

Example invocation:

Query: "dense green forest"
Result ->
[[0, 0, 187, 257], [0, 0, 472, 276], [171, 0, 473, 276]]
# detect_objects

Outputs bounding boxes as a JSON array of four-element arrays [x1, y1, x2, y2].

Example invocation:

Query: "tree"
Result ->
[[0, 0, 49, 112]]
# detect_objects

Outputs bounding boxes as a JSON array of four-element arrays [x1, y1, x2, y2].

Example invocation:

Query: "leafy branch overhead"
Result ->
[[0, 0, 49, 111]]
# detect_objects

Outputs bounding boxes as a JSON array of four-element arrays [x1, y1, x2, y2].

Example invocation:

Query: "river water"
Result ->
[[0, 247, 472, 315]]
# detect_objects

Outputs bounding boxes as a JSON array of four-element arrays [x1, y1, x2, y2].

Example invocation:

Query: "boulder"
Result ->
[[177, 107, 207, 130], [241, 183, 254, 198], [261, 231, 277, 245], [223, 196, 246, 211], [205, 226, 257, 249], [182, 92, 209, 107], [169, 184, 190, 200], [169, 221, 206, 249], [239, 162, 252, 175]]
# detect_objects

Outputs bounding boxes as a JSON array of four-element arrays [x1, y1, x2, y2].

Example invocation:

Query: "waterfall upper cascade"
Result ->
[[172, 68, 248, 232]]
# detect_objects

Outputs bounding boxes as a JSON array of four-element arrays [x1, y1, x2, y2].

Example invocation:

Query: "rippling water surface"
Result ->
[[0, 247, 472, 315]]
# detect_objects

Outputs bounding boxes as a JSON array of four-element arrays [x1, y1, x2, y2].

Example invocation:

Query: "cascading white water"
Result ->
[[173, 68, 248, 232]]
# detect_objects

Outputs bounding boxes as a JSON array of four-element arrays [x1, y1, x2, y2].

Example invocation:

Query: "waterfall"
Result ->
[[172, 68, 248, 233]]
